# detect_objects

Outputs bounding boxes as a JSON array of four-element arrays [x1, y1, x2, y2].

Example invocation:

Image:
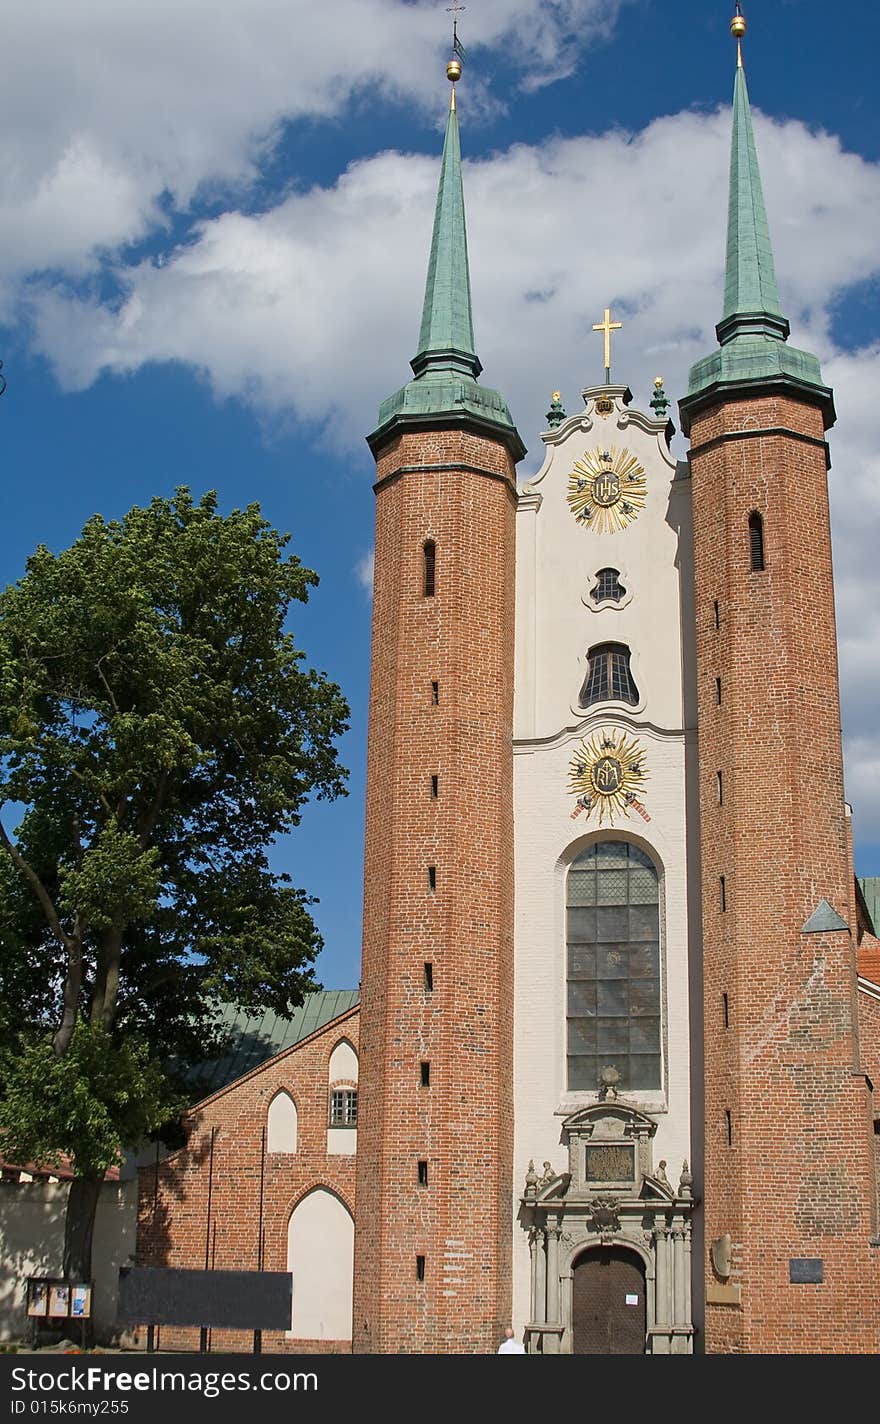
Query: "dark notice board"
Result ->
[[117, 1267, 292, 1330]]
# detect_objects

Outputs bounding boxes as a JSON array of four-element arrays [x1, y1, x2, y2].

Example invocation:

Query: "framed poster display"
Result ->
[[71, 1284, 92, 1318], [49, 1283, 70, 1317], [27, 1280, 49, 1317]]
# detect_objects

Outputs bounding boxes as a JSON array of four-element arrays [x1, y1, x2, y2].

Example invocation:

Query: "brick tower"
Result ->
[[679, 12, 879, 1352], [352, 59, 525, 1353]]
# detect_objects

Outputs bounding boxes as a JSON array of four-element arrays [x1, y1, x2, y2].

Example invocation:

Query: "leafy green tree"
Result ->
[[0, 489, 349, 1281]]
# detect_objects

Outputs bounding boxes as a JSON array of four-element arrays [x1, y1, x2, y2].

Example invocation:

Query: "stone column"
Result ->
[[545, 1226, 560, 1326], [683, 1221, 693, 1324], [654, 1219, 670, 1329], [528, 1227, 542, 1324], [672, 1223, 687, 1327], [534, 1228, 546, 1325]]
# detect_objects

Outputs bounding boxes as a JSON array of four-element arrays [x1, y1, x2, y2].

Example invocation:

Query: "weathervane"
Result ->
[[592, 307, 623, 384], [446, 2, 466, 102], [447, 2, 466, 57]]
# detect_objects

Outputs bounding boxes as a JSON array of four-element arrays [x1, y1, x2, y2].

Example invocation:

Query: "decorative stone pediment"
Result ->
[[560, 1100, 658, 1197], [562, 1102, 657, 1138]]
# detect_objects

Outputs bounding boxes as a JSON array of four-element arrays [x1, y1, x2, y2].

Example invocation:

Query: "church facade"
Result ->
[[137, 14, 880, 1355], [350, 11, 880, 1355]]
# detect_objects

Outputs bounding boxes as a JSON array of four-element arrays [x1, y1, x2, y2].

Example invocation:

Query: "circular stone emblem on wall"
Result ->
[[567, 447, 647, 533]]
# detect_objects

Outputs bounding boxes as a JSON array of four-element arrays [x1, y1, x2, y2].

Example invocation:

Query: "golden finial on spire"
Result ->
[[731, 4, 746, 67]]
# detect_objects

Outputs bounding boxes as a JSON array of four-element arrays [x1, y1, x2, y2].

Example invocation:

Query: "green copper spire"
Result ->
[[368, 74, 524, 461], [720, 63, 784, 332], [681, 16, 833, 430], [413, 98, 478, 378]]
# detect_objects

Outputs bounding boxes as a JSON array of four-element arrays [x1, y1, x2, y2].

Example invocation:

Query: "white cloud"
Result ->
[[355, 549, 375, 595], [0, 0, 630, 297], [25, 107, 880, 453]]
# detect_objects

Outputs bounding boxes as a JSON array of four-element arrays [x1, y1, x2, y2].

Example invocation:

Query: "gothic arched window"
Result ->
[[579, 643, 639, 707], [566, 840, 661, 1092], [590, 568, 625, 604]]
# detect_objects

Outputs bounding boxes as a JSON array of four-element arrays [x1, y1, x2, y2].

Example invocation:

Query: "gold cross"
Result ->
[[592, 307, 623, 382]]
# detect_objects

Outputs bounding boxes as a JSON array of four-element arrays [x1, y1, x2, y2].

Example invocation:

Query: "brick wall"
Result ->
[[137, 1008, 359, 1354], [687, 389, 880, 1352], [353, 425, 518, 1353]]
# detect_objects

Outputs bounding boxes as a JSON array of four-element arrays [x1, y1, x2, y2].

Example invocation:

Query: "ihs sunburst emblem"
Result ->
[[567, 446, 647, 533], [568, 729, 650, 825]]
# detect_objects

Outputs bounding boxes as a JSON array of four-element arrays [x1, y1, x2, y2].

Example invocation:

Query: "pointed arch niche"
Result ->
[[327, 1038, 359, 1156], [287, 1188, 354, 1342], [266, 1090, 297, 1154]]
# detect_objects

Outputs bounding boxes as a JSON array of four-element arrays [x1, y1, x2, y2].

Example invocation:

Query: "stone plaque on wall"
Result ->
[[789, 1259, 823, 1284], [586, 1144, 635, 1182]]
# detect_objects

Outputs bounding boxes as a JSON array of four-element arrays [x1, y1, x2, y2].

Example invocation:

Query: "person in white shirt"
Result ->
[[497, 1326, 526, 1354]]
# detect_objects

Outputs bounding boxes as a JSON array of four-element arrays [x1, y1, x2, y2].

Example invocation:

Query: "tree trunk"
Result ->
[[63, 1173, 102, 1291]]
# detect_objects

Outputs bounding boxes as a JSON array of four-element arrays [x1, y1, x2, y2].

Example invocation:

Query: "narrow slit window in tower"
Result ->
[[417, 1160, 428, 1187], [428, 866, 436, 892], [720, 875, 727, 911], [423, 962, 434, 992], [717, 770, 723, 805], [431, 775, 438, 799], [723, 993, 730, 1029], [725, 1110, 733, 1146], [416, 1255, 426, 1281], [423, 540, 436, 596], [579, 643, 639, 707], [431, 680, 439, 704], [420, 1061, 430, 1087], [716, 676, 722, 704], [714, 599, 720, 629], [748, 512, 765, 571]]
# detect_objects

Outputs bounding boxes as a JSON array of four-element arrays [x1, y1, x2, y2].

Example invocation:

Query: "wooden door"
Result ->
[[571, 1247, 646, 1354]]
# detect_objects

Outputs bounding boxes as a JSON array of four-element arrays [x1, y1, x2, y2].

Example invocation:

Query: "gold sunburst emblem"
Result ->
[[567, 446, 647, 533], [568, 729, 650, 825]]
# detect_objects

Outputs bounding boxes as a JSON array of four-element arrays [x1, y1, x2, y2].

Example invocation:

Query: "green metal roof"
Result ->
[[722, 65, 783, 325], [186, 990, 360, 1101], [416, 101, 477, 369], [857, 877, 880, 936], [682, 58, 832, 426], [368, 96, 524, 461]]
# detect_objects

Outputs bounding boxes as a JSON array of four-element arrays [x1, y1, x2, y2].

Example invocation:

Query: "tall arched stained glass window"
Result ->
[[566, 841, 661, 1092]]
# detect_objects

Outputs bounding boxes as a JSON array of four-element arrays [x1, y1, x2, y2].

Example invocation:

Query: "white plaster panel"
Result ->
[[327, 1127, 357, 1156], [510, 392, 697, 1336], [267, 1090, 298, 1154], [287, 1188, 354, 1341], [515, 397, 692, 740], [328, 1039, 359, 1083]]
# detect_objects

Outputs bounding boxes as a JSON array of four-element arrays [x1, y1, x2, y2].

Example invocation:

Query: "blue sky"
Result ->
[[0, 0, 878, 992]]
